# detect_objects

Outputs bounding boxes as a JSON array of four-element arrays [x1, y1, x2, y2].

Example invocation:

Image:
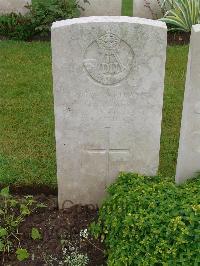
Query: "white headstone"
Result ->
[[0, 0, 31, 15], [176, 25, 200, 184], [133, 0, 163, 19], [79, 0, 121, 16], [51, 17, 167, 208]]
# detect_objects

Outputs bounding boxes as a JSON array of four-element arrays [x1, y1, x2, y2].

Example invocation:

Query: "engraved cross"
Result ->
[[86, 127, 129, 181]]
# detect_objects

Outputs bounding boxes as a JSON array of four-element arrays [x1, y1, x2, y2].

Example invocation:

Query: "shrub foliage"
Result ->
[[161, 0, 200, 32], [0, 187, 46, 262], [0, 0, 80, 40], [91, 173, 200, 265]]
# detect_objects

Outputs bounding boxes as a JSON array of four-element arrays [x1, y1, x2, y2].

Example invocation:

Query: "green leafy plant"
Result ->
[[60, 238, 89, 266], [0, 13, 35, 40], [16, 248, 30, 261], [0, 0, 80, 40], [91, 173, 200, 265], [0, 187, 45, 263], [31, 227, 42, 240], [160, 0, 200, 32], [27, 0, 80, 37], [43, 238, 89, 266]]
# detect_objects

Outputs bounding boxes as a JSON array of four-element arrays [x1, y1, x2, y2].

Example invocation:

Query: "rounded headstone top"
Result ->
[[192, 24, 200, 32], [52, 16, 167, 30]]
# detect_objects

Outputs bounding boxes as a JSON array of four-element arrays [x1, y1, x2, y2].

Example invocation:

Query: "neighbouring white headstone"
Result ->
[[51, 16, 167, 208], [0, 0, 31, 15], [133, 0, 163, 19], [79, 0, 121, 16], [176, 25, 200, 184]]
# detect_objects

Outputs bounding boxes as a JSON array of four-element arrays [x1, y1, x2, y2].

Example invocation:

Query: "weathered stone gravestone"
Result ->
[[133, 0, 163, 19], [0, 0, 31, 15], [51, 16, 167, 208], [79, 0, 121, 16], [176, 25, 200, 184]]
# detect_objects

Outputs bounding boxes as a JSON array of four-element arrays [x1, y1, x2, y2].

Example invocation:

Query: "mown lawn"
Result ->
[[0, 41, 188, 187], [0, 41, 56, 187], [122, 0, 133, 16], [159, 46, 188, 177]]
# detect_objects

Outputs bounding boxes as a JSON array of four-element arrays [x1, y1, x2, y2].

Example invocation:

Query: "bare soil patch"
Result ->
[[1, 194, 106, 266]]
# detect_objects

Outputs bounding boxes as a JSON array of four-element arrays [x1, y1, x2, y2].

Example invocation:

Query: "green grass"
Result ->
[[159, 46, 188, 177], [0, 41, 56, 187], [0, 42, 188, 187], [122, 0, 133, 16]]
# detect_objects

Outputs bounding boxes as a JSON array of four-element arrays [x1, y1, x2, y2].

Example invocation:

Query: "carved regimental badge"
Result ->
[[83, 33, 134, 85]]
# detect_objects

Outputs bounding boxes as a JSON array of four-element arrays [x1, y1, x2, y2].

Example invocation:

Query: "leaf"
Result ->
[[0, 241, 4, 251], [9, 199, 18, 207], [0, 228, 7, 237], [11, 220, 19, 227], [160, 0, 200, 32], [24, 195, 33, 199], [36, 203, 47, 208], [20, 204, 30, 216], [0, 187, 10, 198], [16, 248, 29, 261], [31, 228, 42, 240]]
